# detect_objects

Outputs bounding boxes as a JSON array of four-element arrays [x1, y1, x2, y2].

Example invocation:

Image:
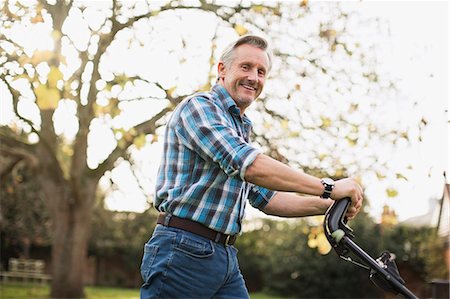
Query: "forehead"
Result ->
[[232, 44, 270, 70]]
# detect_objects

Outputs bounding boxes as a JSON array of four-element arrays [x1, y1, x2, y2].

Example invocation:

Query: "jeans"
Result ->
[[140, 224, 249, 299]]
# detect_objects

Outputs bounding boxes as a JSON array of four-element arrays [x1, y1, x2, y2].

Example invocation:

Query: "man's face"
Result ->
[[218, 44, 269, 113]]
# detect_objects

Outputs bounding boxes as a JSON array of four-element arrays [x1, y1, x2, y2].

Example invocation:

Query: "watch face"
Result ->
[[322, 178, 334, 186]]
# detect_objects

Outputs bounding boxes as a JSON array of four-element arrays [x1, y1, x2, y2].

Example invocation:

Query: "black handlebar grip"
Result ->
[[324, 198, 354, 238]]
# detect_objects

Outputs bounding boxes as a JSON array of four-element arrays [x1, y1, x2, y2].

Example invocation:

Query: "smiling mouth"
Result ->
[[241, 83, 257, 92]]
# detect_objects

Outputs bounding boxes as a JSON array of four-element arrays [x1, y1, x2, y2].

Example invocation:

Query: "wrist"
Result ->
[[320, 178, 335, 199]]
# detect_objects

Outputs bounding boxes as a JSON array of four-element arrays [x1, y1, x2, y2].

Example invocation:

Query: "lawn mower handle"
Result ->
[[323, 198, 419, 299]]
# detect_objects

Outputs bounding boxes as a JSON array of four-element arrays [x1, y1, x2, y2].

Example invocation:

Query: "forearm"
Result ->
[[263, 192, 333, 217], [245, 154, 324, 196]]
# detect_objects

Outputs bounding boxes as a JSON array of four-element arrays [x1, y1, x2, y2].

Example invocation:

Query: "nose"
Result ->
[[247, 69, 258, 81]]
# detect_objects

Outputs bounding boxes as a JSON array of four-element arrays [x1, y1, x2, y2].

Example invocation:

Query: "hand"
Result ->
[[331, 178, 364, 220]]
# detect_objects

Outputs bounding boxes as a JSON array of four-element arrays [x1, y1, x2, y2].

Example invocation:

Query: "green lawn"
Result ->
[[0, 282, 286, 299]]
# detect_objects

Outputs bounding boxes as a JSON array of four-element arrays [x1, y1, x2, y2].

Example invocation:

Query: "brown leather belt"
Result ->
[[157, 213, 237, 246]]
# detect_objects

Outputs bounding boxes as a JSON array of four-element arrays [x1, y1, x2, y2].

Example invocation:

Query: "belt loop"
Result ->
[[164, 213, 172, 226], [214, 232, 221, 243]]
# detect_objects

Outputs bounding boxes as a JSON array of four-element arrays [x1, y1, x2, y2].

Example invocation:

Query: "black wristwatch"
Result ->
[[321, 178, 335, 199]]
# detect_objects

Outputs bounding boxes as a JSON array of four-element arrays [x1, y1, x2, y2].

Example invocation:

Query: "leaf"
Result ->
[[376, 172, 386, 180], [316, 232, 331, 255], [396, 173, 408, 181], [307, 238, 317, 248], [47, 66, 63, 88], [166, 86, 176, 98], [34, 84, 60, 110], [345, 136, 357, 146], [234, 24, 248, 36], [319, 116, 331, 129], [133, 134, 146, 150], [386, 188, 398, 198], [252, 5, 265, 13]]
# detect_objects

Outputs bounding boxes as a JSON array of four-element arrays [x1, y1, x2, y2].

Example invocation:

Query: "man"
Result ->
[[140, 35, 363, 298]]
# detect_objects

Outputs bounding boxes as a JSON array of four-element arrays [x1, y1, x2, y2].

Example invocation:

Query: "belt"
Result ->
[[157, 213, 237, 246]]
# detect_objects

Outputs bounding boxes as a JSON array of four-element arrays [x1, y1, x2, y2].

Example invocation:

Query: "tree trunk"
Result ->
[[49, 189, 92, 298], [37, 168, 96, 298], [43, 179, 97, 298]]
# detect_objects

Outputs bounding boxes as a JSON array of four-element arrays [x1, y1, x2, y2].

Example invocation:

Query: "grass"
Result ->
[[0, 282, 286, 299]]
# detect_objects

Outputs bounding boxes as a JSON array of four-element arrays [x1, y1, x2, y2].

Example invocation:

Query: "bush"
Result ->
[[236, 209, 447, 298]]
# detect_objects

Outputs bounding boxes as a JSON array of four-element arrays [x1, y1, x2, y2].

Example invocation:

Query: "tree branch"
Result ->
[[0, 76, 40, 135], [91, 104, 174, 180]]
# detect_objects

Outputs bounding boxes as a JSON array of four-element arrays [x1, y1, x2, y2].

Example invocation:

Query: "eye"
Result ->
[[258, 69, 266, 76], [241, 64, 249, 71]]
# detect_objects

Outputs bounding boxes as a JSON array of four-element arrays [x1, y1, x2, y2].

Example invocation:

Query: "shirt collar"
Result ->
[[211, 84, 252, 125]]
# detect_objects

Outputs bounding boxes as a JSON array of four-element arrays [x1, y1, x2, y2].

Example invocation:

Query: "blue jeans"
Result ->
[[140, 224, 249, 299]]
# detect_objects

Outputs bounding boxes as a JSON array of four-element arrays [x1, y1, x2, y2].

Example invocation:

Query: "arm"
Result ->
[[263, 192, 333, 217], [245, 154, 323, 195], [263, 192, 361, 220], [245, 154, 364, 206]]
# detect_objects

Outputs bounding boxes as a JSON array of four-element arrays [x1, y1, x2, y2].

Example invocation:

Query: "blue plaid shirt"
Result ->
[[155, 84, 276, 234]]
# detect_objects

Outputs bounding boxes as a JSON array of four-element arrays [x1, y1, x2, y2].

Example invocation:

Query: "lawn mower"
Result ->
[[324, 198, 419, 299]]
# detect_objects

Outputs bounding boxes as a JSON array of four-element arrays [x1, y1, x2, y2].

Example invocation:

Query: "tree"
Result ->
[[0, 0, 419, 297]]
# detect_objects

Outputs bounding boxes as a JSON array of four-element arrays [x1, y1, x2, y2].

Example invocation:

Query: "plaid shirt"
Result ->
[[155, 84, 276, 234]]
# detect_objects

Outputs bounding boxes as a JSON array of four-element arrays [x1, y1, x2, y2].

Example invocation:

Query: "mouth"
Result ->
[[240, 83, 257, 92]]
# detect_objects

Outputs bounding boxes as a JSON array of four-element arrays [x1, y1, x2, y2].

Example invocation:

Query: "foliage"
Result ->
[[380, 225, 449, 281], [88, 201, 158, 273], [0, 157, 51, 261], [238, 213, 384, 298], [237, 210, 448, 298]]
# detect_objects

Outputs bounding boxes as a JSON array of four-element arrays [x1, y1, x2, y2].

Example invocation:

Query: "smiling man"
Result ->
[[140, 35, 364, 299]]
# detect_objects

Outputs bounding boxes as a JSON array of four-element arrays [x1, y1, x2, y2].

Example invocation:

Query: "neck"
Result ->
[[217, 80, 248, 116]]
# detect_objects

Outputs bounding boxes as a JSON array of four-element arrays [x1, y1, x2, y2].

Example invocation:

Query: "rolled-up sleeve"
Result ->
[[174, 96, 260, 179], [248, 185, 277, 210]]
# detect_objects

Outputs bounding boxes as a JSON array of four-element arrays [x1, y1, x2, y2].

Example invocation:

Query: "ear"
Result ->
[[217, 62, 226, 80]]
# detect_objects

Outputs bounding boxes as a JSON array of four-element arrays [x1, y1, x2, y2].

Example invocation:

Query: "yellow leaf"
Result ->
[[345, 136, 357, 146], [166, 86, 176, 98], [317, 233, 331, 255], [34, 84, 60, 110], [307, 238, 317, 248], [30, 12, 44, 23], [48, 66, 63, 88], [320, 116, 331, 129], [252, 5, 265, 13], [396, 173, 408, 181], [334, 168, 344, 178], [234, 24, 248, 36], [376, 172, 386, 180], [386, 188, 398, 198], [133, 134, 146, 149], [118, 138, 127, 149]]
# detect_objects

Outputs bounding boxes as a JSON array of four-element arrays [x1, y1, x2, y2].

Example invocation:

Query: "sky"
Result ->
[[1, 0, 449, 223], [353, 0, 449, 221]]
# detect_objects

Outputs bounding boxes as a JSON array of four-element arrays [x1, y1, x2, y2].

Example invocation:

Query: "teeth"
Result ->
[[242, 84, 256, 91]]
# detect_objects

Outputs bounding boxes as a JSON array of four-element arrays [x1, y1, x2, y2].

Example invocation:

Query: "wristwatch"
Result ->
[[320, 178, 335, 199]]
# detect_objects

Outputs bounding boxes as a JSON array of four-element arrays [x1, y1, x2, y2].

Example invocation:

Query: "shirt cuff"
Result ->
[[239, 149, 261, 181]]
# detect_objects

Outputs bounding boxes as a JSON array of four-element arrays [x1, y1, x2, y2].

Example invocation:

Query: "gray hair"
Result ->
[[219, 35, 272, 72]]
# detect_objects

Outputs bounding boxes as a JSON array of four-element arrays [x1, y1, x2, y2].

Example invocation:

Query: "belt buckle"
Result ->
[[225, 234, 236, 246]]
